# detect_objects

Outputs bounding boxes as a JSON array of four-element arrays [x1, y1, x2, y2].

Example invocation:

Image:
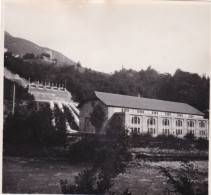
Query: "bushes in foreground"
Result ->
[[3, 104, 67, 157], [61, 117, 132, 194], [129, 133, 208, 150], [159, 162, 208, 195], [67, 134, 104, 162]]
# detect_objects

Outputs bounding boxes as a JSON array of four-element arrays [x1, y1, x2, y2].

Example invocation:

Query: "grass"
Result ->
[[3, 157, 208, 194], [3, 157, 91, 194]]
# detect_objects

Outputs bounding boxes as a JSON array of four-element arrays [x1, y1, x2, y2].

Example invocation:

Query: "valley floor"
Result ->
[[3, 156, 208, 194]]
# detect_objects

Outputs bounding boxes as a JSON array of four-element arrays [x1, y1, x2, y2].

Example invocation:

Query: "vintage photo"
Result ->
[[1, 0, 210, 194]]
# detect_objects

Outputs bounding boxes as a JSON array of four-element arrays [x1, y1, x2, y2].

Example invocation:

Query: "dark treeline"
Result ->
[[4, 52, 209, 116]]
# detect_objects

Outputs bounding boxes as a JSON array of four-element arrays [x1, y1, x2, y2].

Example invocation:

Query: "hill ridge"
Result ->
[[4, 31, 76, 66]]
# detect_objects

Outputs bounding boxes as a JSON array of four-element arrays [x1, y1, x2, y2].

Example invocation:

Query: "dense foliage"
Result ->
[[4, 53, 209, 117], [130, 133, 208, 151], [3, 80, 77, 156], [67, 135, 104, 162]]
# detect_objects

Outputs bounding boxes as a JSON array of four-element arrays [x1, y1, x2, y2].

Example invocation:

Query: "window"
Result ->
[[148, 128, 156, 134], [137, 110, 144, 114], [177, 114, 183, 117], [147, 118, 156, 125], [131, 127, 140, 134], [176, 119, 183, 127], [189, 130, 194, 135], [189, 115, 194, 118], [176, 129, 182, 135], [165, 112, 171, 116], [122, 108, 129, 112], [131, 116, 140, 124], [188, 120, 194, 127], [200, 130, 206, 136], [134, 128, 137, 133], [162, 119, 170, 126], [152, 111, 158, 115], [162, 129, 169, 135], [199, 121, 205, 128]]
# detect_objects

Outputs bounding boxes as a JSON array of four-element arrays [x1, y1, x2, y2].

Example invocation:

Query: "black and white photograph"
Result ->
[[1, 0, 210, 194]]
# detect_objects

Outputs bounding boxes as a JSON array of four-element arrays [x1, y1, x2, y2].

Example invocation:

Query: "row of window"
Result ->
[[131, 117, 206, 128], [131, 127, 206, 136], [122, 108, 197, 119]]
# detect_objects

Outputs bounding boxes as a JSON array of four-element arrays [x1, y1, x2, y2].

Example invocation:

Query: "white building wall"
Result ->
[[80, 103, 209, 139], [107, 106, 209, 139]]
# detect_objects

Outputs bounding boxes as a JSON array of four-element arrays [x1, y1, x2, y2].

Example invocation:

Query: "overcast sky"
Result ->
[[3, 0, 210, 76]]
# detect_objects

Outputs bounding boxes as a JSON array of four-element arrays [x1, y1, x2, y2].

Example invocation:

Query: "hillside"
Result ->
[[4, 50, 210, 119], [4, 31, 76, 66]]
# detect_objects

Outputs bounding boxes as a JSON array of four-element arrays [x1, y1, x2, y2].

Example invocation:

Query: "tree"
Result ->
[[90, 104, 105, 133], [61, 116, 131, 194], [3, 104, 55, 149]]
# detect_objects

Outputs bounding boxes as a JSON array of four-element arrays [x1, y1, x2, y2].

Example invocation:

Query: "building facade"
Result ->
[[79, 91, 209, 139]]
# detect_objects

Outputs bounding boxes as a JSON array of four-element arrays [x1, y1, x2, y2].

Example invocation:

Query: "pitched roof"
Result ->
[[95, 91, 204, 116]]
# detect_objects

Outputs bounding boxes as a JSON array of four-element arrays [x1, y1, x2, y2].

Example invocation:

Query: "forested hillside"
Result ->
[[4, 52, 209, 117]]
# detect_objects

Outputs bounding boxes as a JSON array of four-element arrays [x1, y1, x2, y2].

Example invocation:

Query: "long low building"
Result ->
[[79, 91, 209, 139]]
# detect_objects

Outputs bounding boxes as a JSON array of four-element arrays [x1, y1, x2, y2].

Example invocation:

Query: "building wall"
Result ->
[[115, 107, 208, 139], [79, 100, 108, 133], [79, 102, 209, 138], [107, 106, 208, 138]]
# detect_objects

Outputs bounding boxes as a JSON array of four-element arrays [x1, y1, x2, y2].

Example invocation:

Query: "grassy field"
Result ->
[[3, 156, 208, 194], [3, 157, 90, 194]]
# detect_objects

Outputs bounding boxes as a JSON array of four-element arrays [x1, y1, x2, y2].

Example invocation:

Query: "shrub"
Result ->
[[195, 138, 208, 150], [159, 162, 199, 195], [129, 132, 153, 147], [184, 132, 195, 140], [61, 116, 132, 194], [67, 135, 103, 162], [3, 103, 67, 156]]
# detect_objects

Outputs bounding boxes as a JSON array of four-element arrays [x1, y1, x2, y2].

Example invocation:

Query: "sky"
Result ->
[[3, 0, 211, 76]]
